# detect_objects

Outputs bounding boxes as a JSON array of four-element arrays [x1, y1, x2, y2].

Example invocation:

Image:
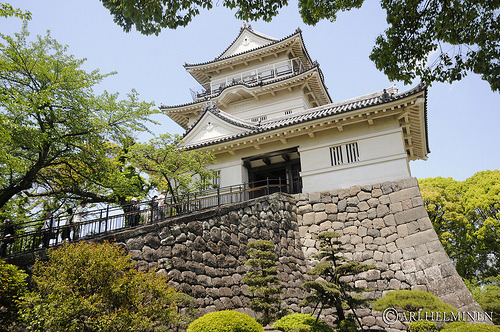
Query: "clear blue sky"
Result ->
[[2, 0, 499, 181]]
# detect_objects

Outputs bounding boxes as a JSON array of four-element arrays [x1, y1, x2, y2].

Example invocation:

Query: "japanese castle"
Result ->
[[161, 24, 429, 194]]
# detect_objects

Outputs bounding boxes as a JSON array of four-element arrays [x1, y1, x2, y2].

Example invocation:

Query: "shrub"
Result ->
[[441, 321, 500, 331], [187, 310, 263, 332], [408, 320, 438, 332], [373, 290, 457, 314], [273, 313, 333, 332], [20, 241, 182, 331], [0, 259, 28, 327], [243, 240, 282, 326]]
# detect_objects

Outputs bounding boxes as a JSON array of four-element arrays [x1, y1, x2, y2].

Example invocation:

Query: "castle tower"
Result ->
[[161, 24, 429, 194]]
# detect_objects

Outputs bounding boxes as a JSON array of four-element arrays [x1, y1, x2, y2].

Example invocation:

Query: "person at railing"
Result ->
[[148, 195, 158, 223], [130, 198, 141, 227], [72, 202, 87, 241], [157, 191, 166, 222], [0, 218, 15, 257], [62, 208, 73, 243], [42, 211, 55, 248]]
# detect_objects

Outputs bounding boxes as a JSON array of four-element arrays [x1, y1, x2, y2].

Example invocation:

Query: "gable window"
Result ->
[[330, 142, 360, 166]]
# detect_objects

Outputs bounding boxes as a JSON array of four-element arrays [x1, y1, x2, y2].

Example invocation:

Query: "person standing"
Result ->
[[157, 191, 166, 221], [42, 211, 54, 248], [72, 202, 87, 241], [62, 208, 73, 243], [149, 196, 158, 223], [1, 219, 15, 256], [130, 198, 141, 227]]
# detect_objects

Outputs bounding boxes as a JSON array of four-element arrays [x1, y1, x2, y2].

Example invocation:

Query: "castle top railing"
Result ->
[[190, 58, 305, 101], [0, 178, 293, 258]]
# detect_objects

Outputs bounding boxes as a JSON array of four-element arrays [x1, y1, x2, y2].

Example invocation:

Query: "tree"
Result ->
[[242, 240, 282, 326], [0, 25, 157, 220], [129, 134, 216, 201], [100, 0, 499, 92], [302, 232, 374, 331], [20, 241, 182, 331], [0, 3, 31, 20], [0, 259, 28, 328], [419, 170, 500, 283], [467, 275, 500, 326]]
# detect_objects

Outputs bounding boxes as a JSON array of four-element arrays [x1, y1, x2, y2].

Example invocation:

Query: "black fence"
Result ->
[[0, 178, 292, 258]]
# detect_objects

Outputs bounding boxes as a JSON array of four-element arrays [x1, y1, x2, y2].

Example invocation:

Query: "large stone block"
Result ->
[[394, 206, 428, 225]]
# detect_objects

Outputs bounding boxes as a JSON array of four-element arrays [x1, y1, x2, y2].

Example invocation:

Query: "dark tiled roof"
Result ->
[[182, 106, 259, 140], [182, 83, 427, 150], [184, 29, 302, 68]]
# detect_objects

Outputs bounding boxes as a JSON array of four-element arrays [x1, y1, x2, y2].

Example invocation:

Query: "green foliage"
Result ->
[[441, 322, 500, 332], [20, 241, 182, 331], [408, 320, 438, 332], [0, 259, 28, 327], [243, 240, 282, 326], [419, 171, 500, 282], [0, 24, 158, 220], [372, 290, 457, 314], [467, 276, 500, 325], [100, 1, 499, 91], [273, 313, 333, 332], [302, 232, 374, 329], [186, 310, 263, 332], [0, 3, 31, 20], [129, 134, 216, 200]]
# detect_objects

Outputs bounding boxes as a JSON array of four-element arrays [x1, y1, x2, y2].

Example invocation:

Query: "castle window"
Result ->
[[251, 115, 267, 122], [284, 110, 293, 115], [330, 142, 360, 166]]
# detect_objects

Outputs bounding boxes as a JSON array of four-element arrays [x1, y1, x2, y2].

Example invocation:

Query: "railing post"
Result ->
[[99, 210, 102, 234], [266, 177, 269, 195], [279, 177, 282, 193], [105, 205, 109, 233], [230, 186, 233, 203], [187, 192, 190, 213], [217, 187, 220, 206]]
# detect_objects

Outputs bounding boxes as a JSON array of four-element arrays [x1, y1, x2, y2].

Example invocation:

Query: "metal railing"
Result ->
[[0, 178, 295, 258], [191, 58, 305, 100]]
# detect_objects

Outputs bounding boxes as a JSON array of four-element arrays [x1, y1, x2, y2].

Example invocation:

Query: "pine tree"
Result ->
[[303, 232, 375, 331], [243, 240, 282, 326]]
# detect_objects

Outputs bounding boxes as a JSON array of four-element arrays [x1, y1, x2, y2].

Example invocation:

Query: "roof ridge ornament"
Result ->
[[241, 22, 252, 31]]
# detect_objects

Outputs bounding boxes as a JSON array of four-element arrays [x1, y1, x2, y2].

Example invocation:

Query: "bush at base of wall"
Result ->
[[187, 310, 263, 332], [273, 313, 333, 332], [441, 322, 500, 332]]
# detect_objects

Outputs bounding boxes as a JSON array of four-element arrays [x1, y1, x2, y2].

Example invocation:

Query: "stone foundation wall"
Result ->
[[98, 194, 310, 317], [295, 177, 486, 331]]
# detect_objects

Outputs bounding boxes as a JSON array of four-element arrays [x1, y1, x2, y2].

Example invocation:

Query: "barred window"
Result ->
[[251, 115, 267, 122], [330, 142, 360, 166]]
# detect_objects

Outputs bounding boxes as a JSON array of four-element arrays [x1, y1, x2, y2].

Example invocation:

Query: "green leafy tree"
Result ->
[[242, 240, 282, 326], [302, 232, 374, 331], [0, 3, 31, 20], [100, 0, 499, 92], [0, 259, 28, 328], [129, 134, 216, 203], [20, 241, 182, 332], [419, 171, 500, 283], [467, 275, 500, 326], [0, 25, 157, 221]]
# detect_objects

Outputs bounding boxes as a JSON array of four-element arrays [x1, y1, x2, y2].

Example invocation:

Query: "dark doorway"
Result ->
[[243, 148, 302, 198]]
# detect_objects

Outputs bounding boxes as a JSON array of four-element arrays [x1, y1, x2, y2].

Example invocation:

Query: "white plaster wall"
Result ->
[[298, 120, 411, 191], [208, 118, 411, 192], [224, 89, 311, 121]]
